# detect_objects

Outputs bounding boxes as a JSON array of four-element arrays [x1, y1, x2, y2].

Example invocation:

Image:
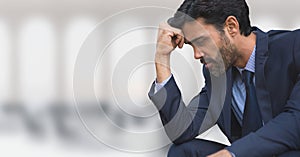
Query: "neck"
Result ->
[[233, 32, 256, 68]]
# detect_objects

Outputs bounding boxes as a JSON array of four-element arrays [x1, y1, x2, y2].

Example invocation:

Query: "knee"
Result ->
[[167, 144, 185, 157], [167, 142, 198, 157], [278, 151, 300, 157], [167, 140, 225, 157]]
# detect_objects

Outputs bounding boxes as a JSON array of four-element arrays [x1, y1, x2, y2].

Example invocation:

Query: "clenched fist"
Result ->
[[156, 22, 185, 55]]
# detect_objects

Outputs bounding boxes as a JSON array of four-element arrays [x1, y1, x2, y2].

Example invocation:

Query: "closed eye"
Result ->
[[191, 36, 208, 47]]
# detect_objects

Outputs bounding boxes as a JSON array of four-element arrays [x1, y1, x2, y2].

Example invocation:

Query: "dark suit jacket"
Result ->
[[148, 28, 300, 157]]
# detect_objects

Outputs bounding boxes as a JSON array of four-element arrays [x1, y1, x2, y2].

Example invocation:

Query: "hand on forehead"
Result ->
[[159, 22, 183, 36]]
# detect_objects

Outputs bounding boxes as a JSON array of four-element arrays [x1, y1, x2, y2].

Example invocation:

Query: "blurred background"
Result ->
[[0, 0, 299, 156]]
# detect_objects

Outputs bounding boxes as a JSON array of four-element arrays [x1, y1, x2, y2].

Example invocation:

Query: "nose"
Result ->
[[193, 46, 204, 59]]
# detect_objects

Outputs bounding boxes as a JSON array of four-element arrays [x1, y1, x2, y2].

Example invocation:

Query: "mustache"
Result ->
[[200, 57, 215, 64]]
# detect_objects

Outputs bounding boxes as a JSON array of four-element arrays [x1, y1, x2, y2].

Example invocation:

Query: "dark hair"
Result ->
[[168, 0, 252, 36]]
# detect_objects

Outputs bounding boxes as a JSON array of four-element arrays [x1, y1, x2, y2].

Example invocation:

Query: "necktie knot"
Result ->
[[242, 70, 254, 86]]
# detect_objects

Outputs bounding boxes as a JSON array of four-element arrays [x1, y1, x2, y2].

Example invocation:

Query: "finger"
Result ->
[[178, 35, 185, 48], [174, 34, 184, 48], [159, 31, 175, 43], [159, 22, 183, 36], [175, 36, 180, 44]]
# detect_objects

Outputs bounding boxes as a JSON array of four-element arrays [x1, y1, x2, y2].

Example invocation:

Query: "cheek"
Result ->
[[217, 36, 234, 62], [219, 45, 236, 68], [204, 40, 220, 59], [209, 34, 225, 56]]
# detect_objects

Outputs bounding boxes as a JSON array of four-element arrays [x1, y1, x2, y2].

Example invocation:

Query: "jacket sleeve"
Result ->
[[148, 69, 212, 144]]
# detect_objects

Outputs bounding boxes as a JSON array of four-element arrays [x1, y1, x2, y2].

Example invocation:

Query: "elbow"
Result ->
[[168, 130, 197, 145]]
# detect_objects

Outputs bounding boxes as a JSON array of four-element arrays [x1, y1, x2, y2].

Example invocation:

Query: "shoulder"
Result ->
[[267, 29, 300, 43], [265, 29, 300, 73]]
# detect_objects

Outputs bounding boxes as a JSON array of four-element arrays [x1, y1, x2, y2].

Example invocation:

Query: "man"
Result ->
[[148, 0, 300, 156]]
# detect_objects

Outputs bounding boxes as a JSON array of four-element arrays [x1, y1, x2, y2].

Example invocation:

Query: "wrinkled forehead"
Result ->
[[181, 19, 212, 43]]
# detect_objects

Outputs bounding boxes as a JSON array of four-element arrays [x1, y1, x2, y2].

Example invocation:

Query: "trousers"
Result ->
[[168, 139, 300, 157]]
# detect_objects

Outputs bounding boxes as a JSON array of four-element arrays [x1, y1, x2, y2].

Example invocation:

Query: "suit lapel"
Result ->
[[254, 28, 273, 123], [222, 68, 233, 136], [210, 68, 233, 138], [205, 67, 232, 136]]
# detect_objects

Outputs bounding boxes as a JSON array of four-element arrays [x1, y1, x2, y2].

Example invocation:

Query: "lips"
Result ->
[[205, 62, 213, 69], [200, 57, 212, 67]]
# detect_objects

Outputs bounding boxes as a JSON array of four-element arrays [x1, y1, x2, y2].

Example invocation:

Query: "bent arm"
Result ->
[[148, 73, 211, 144]]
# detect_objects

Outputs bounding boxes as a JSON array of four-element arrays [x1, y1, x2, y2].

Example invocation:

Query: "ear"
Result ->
[[224, 16, 240, 37]]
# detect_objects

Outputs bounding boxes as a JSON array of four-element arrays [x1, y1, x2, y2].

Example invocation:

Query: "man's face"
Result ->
[[182, 18, 238, 76]]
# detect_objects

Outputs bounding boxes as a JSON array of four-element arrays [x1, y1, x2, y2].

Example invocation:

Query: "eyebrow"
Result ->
[[185, 36, 207, 45]]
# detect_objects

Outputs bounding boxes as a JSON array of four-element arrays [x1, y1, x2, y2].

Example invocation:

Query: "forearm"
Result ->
[[228, 71, 300, 156], [155, 53, 171, 83], [227, 110, 300, 157], [149, 76, 210, 144]]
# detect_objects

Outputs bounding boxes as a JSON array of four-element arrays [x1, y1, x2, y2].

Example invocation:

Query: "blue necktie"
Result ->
[[242, 70, 263, 136]]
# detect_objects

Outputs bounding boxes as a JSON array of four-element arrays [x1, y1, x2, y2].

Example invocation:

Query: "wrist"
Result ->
[[155, 53, 170, 68], [155, 52, 171, 83], [155, 52, 170, 60]]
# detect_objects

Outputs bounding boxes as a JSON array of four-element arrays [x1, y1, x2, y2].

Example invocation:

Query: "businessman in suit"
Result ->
[[148, 0, 300, 156]]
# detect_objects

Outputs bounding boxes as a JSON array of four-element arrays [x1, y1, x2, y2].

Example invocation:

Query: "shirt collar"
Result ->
[[236, 45, 256, 74]]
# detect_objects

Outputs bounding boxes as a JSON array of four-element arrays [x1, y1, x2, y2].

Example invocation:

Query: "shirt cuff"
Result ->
[[154, 74, 172, 94]]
